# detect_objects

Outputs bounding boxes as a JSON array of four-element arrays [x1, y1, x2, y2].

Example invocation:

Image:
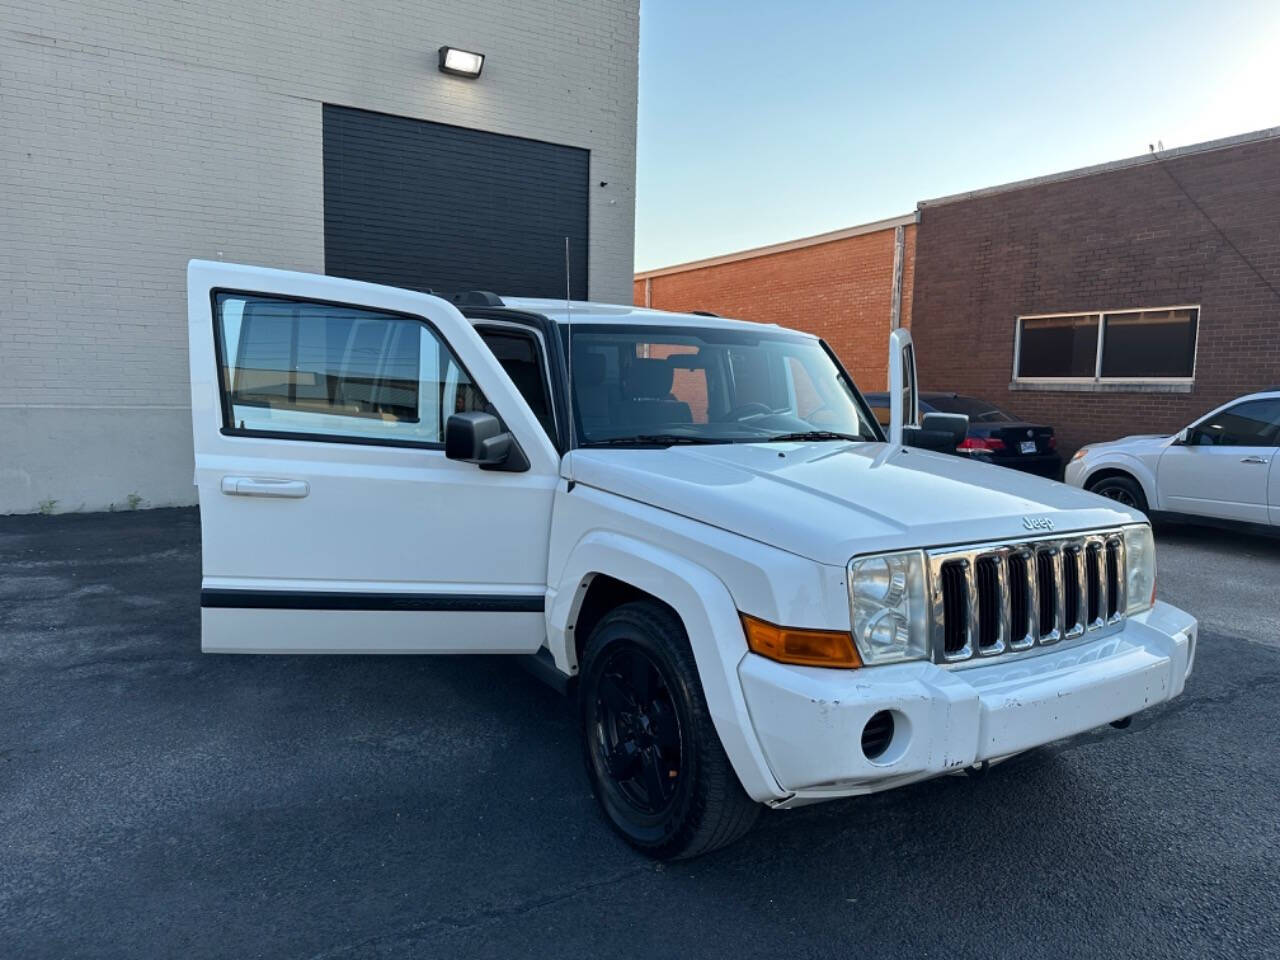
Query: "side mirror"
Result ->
[[445, 412, 528, 471], [904, 412, 969, 452], [1173, 427, 1191, 445], [887, 328, 919, 446]]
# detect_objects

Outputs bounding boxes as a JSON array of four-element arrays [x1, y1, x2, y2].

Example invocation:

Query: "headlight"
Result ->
[[1071, 447, 1090, 462], [848, 550, 929, 664], [1123, 523, 1156, 614]]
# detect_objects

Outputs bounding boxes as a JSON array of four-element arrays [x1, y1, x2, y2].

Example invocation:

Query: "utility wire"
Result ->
[[1151, 148, 1280, 306]]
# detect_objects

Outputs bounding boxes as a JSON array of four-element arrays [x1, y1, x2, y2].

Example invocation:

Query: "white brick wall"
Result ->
[[0, 0, 639, 513]]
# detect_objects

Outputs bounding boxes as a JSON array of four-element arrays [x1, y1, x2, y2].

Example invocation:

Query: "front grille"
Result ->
[[928, 531, 1127, 664]]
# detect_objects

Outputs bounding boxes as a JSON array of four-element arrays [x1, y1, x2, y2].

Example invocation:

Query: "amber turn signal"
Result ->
[[740, 614, 863, 669]]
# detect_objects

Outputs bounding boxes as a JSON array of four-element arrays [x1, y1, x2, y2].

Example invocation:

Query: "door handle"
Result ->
[[1240, 456, 1269, 465], [220, 476, 310, 498]]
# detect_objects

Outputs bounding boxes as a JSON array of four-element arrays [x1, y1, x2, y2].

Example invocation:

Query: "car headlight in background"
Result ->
[[1123, 523, 1156, 614], [848, 550, 929, 664], [1071, 446, 1091, 462]]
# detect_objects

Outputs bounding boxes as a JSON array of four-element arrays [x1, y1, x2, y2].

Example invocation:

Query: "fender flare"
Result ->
[[547, 529, 788, 803], [1082, 454, 1159, 509]]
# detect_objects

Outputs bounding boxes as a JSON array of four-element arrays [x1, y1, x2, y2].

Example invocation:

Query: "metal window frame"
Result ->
[[470, 318, 560, 443], [210, 288, 486, 451], [1012, 304, 1201, 386]]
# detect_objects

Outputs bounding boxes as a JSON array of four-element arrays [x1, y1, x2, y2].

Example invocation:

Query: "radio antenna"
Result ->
[[564, 236, 576, 488]]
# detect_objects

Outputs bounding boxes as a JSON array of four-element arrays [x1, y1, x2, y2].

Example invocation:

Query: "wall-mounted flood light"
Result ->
[[438, 46, 484, 78]]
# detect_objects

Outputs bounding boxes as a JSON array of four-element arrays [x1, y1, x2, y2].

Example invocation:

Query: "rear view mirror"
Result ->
[[445, 412, 529, 471], [904, 412, 969, 452]]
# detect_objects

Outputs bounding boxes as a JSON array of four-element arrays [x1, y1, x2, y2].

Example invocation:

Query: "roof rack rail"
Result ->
[[452, 291, 504, 307]]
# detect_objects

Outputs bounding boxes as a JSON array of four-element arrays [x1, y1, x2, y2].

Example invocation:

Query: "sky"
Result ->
[[634, 0, 1280, 271]]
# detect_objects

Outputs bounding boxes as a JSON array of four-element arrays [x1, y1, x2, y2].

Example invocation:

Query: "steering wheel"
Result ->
[[720, 402, 773, 422]]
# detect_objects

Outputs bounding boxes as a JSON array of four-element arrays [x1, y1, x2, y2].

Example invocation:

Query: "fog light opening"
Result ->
[[861, 710, 895, 761]]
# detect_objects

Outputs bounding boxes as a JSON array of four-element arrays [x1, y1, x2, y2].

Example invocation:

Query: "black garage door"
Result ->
[[322, 105, 588, 299]]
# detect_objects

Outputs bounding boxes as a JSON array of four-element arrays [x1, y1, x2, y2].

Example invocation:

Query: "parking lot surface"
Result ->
[[2, 508, 1278, 959]]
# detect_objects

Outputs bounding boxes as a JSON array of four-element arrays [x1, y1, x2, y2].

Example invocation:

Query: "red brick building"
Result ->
[[911, 128, 1280, 457], [634, 214, 916, 391]]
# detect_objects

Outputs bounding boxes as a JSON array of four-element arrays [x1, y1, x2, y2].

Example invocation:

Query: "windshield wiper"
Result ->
[[581, 434, 732, 447], [760, 430, 867, 443]]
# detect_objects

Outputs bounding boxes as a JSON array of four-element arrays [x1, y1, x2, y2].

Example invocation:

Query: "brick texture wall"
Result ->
[[634, 222, 916, 392], [0, 0, 639, 513], [911, 135, 1280, 459]]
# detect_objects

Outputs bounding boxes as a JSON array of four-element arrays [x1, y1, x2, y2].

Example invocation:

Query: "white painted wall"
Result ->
[[0, 0, 639, 513]]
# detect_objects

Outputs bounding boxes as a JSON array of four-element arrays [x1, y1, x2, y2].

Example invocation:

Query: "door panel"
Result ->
[[1158, 446, 1272, 522], [1271, 457, 1280, 526], [1157, 399, 1280, 524], [188, 261, 560, 654]]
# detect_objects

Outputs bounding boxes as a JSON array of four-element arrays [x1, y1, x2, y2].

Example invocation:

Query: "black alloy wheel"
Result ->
[[579, 601, 760, 859], [592, 646, 683, 815]]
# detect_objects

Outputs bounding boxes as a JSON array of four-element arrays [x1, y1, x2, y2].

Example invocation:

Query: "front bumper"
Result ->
[[738, 600, 1196, 803]]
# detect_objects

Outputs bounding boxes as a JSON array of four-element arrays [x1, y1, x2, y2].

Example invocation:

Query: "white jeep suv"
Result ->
[[1066, 391, 1280, 528], [187, 261, 1197, 859]]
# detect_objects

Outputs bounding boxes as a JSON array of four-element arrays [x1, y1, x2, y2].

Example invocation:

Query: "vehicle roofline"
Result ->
[[496, 298, 810, 336]]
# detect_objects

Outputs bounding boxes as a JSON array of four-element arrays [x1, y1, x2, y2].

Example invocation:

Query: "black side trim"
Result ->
[[517, 647, 574, 696], [201, 589, 545, 612]]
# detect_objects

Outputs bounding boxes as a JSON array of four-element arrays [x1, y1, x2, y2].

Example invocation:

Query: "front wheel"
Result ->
[[1089, 474, 1149, 513], [579, 601, 760, 860]]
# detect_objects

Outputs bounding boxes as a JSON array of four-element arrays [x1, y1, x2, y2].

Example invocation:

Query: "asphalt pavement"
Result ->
[[1, 508, 1277, 959]]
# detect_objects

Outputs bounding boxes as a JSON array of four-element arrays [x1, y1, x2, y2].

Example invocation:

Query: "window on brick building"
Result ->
[[1014, 307, 1198, 382]]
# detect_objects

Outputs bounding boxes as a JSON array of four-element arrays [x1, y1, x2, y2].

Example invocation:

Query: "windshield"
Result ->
[[562, 324, 881, 446], [926, 395, 1015, 423]]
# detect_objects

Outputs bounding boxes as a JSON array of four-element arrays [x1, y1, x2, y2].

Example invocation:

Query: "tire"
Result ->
[[1088, 474, 1149, 513], [579, 600, 760, 860]]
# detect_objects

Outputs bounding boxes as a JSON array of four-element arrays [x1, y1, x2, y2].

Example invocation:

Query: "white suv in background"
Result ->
[[1066, 391, 1280, 528]]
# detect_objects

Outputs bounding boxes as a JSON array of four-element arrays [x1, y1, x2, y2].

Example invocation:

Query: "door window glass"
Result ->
[[477, 328, 556, 441], [216, 293, 487, 445], [1190, 399, 1280, 447]]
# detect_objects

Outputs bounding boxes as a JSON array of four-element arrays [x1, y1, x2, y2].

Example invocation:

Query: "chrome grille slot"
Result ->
[[1085, 543, 1102, 627], [1035, 549, 1058, 641], [926, 529, 1128, 664], [975, 556, 1003, 654], [1006, 552, 1034, 650], [1062, 545, 1083, 638], [1105, 539, 1123, 620], [940, 561, 970, 657]]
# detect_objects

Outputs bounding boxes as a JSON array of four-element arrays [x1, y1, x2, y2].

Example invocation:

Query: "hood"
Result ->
[[568, 441, 1141, 566], [1078, 434, 1173, 457]]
